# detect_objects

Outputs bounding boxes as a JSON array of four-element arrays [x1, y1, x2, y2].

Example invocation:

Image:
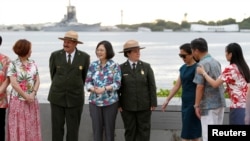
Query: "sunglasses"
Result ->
[[179, 54, 188, 59]]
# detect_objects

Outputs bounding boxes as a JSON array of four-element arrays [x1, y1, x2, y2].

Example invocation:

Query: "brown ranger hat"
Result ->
[[58, 30, 83, 44], [119, 40, 145, 53]]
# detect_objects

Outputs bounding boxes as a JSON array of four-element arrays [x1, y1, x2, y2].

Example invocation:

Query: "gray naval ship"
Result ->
[[42, 1, 101, 32]]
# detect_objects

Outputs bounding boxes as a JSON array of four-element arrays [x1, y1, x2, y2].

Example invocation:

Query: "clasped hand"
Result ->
[[25, 92, 36, 103], [93, 87, 105, 94]]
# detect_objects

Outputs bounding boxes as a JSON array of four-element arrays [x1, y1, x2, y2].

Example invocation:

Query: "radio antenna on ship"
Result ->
[[68, 0, 71, 6]]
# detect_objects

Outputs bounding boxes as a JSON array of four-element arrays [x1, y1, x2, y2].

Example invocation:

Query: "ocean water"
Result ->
[[1, 31, 250, 102]]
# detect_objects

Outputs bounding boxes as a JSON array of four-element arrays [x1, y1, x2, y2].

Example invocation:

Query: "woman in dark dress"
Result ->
[[162, 43, 201, 141]]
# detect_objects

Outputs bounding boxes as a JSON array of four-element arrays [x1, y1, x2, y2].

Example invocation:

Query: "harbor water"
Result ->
[[1, 31, 250, 103]]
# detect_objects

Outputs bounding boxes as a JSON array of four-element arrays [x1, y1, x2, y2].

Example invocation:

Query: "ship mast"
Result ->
[[66, 0, 77, 23]]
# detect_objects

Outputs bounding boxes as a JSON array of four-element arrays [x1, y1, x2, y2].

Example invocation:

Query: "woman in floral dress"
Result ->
[[7, 39, 42, 141]]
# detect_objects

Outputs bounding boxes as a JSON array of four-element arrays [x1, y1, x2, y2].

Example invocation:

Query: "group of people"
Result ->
[[0, 30, 157, 141], [0, 31, 250, 141], [162, 38, 250, 141]]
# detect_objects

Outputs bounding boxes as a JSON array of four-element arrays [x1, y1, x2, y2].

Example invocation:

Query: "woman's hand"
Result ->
[[161, 99, 169, 112], [94, 87, 105, 94], [194, 107, 201, 119], [25, 94, 35, 103], [197, 65, 205, 75]]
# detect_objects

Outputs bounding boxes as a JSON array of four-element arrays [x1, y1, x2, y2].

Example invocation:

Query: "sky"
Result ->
[[0, 0, 250, 26]]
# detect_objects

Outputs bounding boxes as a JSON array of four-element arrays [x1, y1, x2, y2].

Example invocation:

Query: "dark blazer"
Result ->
[[48, 48, 90, 107], [118, 60, 157, 111]]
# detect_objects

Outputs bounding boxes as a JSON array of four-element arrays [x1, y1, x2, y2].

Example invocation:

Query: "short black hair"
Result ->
[[0, 36, 2, 46], [123, 50, 131, 58], [96, 40, 115, 59], [190, 37, 208, 52], [179, 43, 192, 54]]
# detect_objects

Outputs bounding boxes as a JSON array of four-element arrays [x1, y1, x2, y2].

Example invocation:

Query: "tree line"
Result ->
[[116, 17, 250, 31]]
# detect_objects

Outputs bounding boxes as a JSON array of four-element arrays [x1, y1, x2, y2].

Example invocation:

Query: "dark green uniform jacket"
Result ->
[[119, 60, 157, 111], [48, 49, 90, 107]]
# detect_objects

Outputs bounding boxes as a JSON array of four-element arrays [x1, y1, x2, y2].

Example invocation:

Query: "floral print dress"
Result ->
[[7, 58, 42, 141], [0, 53, 10, 108]]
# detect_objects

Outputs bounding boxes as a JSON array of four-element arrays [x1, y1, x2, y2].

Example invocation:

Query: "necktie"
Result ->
[[68, 54, 71, 65], [132, 63, 136, 72]]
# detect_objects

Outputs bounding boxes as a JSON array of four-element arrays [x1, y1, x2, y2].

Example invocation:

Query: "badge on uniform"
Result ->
[[141, 69, 144, 75], [79, 66, 83, 70]]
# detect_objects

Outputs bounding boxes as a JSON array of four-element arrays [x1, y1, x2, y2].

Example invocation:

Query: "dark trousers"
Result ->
[[0, 108, 6, 141], [121, 109, 152, 141], [229, 108, 245, 125], [89, 102, 118, 141], [50, 103, 83, 141]]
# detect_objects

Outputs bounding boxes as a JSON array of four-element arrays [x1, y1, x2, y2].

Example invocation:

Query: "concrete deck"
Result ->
[[39, 98, 229, 141], [5, 97, 230, 141]]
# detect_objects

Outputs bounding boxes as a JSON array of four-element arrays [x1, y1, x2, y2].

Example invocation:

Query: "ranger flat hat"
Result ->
[[58, 30, 83, 44], [119, 40, 145, 53]]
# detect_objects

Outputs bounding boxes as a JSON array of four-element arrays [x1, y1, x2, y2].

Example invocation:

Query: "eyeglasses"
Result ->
[[179, 54, 188, 59]]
